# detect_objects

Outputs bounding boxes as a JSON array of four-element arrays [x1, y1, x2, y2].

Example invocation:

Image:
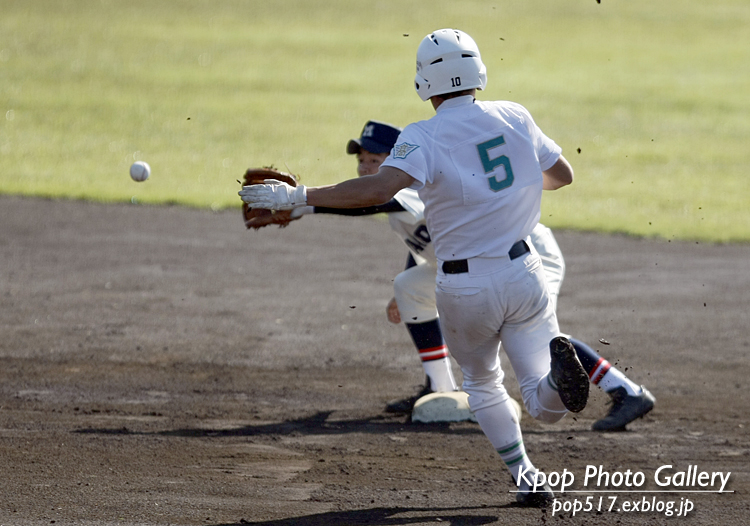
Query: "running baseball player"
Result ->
[[240, 29, 647, 506], [292, 120, 654, 431]]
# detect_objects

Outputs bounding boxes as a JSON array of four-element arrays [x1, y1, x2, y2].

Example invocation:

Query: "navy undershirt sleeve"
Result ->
[[312, 199, 406, 216]]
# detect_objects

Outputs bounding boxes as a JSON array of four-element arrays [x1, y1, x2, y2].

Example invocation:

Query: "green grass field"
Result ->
[[1, 0, 749, 242]]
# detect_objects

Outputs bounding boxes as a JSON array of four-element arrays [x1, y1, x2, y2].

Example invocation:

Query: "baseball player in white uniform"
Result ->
[[293, 120, 654, 430], [240, 29, 652, 507]]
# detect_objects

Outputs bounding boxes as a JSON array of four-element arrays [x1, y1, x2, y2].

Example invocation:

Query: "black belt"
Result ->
[[442, 240, 530, 274]]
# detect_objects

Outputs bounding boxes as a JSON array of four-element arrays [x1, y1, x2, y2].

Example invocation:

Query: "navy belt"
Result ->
[[442, 240, 530, 274]]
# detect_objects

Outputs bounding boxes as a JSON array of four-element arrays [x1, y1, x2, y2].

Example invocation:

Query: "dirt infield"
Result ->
[[1, 195, 748, 525]]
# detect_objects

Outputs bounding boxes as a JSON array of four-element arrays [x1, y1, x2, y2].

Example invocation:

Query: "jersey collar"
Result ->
[[436, 95, 476, 112]]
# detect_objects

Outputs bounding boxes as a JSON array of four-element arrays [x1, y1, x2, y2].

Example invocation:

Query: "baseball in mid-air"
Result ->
[[130, 161, 151, 182]]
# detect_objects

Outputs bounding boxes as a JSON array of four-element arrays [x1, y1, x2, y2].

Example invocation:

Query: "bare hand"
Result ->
[[386, 297, 401, 324]]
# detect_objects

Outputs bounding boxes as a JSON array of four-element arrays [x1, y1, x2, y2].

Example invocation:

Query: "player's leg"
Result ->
[[434, 258, 584, 507], [500, 308, 573, 423], [455, 337, 553, 506], [435, 270, 549, 505], [495, 251, 588, 423], [403, 318, 456, 391], [387, 264, 457, 413], [569, 338, 655, 431], [531, 224, 655, 430]]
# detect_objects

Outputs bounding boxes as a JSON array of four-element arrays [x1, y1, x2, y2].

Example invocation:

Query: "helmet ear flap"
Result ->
[[414, 73, 432, 102]]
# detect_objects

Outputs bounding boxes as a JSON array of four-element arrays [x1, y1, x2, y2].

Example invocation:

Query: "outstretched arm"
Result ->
[[240, 166, 415, 211], [307, 166, 415, 208]]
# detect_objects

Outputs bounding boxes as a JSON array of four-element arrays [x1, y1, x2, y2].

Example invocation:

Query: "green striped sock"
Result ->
[[497, 439, 535, 481]]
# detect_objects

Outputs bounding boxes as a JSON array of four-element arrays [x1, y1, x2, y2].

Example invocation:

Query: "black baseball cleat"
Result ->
[[549, 336, 590, 413], [592, 386, 656, 432], [384, 378, 433, 414], [515, 479, 555, 508]]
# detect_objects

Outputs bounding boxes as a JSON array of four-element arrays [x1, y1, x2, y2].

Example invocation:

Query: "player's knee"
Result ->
[[462, 375, 507, 412], [393, 270, 437, 322], [393, 270, 410, 297], [466, 389, 508, 413]]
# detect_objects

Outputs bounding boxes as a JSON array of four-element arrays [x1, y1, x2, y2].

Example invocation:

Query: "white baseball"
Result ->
[[130, 161, 151, 182]]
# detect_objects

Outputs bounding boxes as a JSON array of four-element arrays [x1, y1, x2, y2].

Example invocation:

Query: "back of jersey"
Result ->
[[384, 96, 561, 261]]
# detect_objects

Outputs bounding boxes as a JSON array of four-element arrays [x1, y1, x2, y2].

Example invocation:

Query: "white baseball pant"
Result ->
[[393, 223, 564, 323], [435, 246, 568, 424]]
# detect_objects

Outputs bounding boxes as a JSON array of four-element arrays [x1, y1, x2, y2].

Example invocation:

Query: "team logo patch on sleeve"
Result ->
[[393, 142, 420, 159]]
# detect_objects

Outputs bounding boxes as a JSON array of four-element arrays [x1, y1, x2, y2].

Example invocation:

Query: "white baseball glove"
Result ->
[[238, 179, 307, 210]]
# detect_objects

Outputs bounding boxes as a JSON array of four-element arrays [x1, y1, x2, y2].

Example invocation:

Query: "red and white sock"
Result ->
[[590, 358, 641, 396], [407, 319, 458, 392], [570, 338, 643, 396], [420, 353, 457, 392]]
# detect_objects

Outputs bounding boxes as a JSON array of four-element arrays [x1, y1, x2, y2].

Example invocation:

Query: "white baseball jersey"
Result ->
[[382, 96, 561, 262]]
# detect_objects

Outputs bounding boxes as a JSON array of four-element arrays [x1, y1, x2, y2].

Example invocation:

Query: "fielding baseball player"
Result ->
[[240, 29, 651, 507], [289, 121, 460, 404]]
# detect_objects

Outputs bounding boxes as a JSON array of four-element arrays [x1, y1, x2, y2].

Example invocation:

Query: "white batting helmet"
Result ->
[[414, 29, 487, 102]]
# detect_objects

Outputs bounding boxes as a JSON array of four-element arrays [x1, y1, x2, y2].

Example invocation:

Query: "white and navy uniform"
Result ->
[[381, 95, 569, 423], [310, 188, 451, 367], [387, 188, 438, 324]]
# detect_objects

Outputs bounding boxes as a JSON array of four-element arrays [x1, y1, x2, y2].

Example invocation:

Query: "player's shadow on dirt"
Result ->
[[74, 411, 486, 438], [215, 505, 511, 525]]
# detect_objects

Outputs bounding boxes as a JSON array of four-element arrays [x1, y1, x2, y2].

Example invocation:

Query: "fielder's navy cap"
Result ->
[[346, 120, 402, 155]]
